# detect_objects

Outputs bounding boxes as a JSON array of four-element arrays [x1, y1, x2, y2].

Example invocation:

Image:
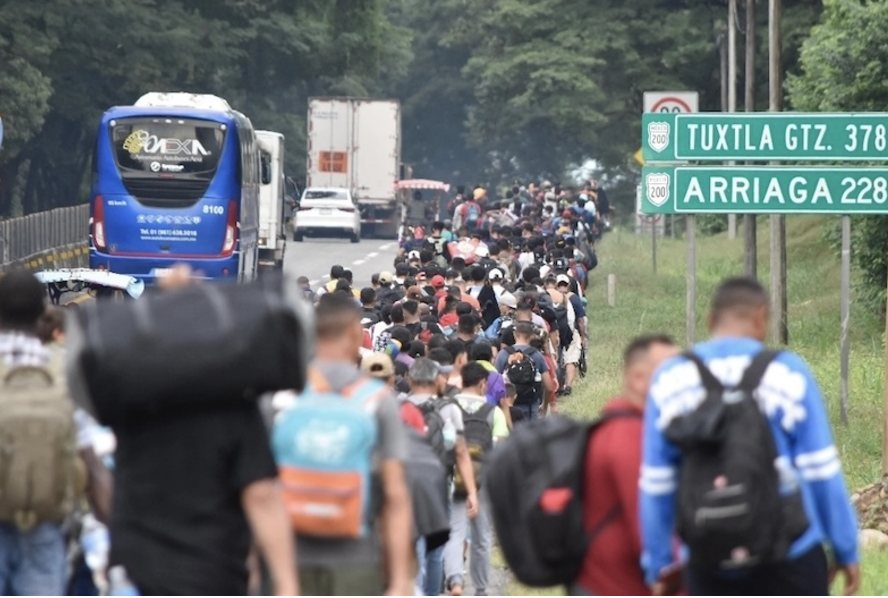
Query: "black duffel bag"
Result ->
[[65, 272, 314, 427]]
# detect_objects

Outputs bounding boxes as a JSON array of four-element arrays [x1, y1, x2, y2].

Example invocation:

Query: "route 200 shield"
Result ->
[[645, 173, 671, 207], [648, 122, 670, 153]]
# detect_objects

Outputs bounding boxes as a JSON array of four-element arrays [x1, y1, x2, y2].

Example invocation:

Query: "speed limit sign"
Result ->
[[643, 91, 699, 114]]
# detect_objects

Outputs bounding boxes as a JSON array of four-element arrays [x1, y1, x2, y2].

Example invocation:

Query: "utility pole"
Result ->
[[727, 0, 738, 240], [718, 35, 728, 114], [769, 0, 788, 344], [744, 0, 757, 277]]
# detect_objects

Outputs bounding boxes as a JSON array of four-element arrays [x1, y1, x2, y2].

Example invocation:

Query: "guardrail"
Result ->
[[0, 204, 90, 273]]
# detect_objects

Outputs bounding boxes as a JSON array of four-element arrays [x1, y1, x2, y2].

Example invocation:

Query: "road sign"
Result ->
[[642, 112, 888, 162], [643, 91, 699, 114], [634, 148, 645, 166], [640, 165, 888, 215]]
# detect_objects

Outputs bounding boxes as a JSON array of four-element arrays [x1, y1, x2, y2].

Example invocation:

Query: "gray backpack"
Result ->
[[0, 358, 84, 530]]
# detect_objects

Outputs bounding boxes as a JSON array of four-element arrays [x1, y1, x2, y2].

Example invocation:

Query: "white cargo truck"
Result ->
[[306, 98, 402, 238], [256, 130, 287, 270]]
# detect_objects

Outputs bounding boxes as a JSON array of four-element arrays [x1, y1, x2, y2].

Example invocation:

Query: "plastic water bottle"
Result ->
[[80, 514, 109, 593], [442, 419, 457, 451], [108, 566, 140, 596]]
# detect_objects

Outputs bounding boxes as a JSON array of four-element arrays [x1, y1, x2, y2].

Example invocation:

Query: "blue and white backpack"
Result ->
[[272, 369, 386, 539]]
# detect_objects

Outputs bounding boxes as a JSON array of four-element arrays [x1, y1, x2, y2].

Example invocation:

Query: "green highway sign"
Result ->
[[642, 112, 888, 162], [640, 166, 888, 215]]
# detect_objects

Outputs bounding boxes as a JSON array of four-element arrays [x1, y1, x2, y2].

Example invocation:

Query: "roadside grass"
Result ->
[[506, 215, 887, 595]]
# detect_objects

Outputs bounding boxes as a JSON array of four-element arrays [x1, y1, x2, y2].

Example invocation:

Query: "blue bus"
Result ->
[[89, 92, 260, 283]]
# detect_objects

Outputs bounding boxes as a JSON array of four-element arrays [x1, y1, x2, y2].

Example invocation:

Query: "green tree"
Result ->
[[0, 0, 401, 215], [788, 0, 888, 312]]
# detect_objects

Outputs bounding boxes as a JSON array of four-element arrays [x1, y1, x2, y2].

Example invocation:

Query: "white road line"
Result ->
[[379, 243, 393, 250], [322, 274, 330, 279], [367, 252, 379, 258], [309, 279, 319, 286], [353, 259, 365, 265]]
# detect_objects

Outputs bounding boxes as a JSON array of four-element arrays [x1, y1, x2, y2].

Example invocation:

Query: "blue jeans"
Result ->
[[415, 536, 446, 595], [514, 400, 540, 422], [68, 552, 100, 596], [0, 522, 67, 596]]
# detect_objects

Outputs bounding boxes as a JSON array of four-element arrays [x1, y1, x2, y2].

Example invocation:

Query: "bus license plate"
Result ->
[[151, 268, 175, 278], [320, 208, 332, 215]]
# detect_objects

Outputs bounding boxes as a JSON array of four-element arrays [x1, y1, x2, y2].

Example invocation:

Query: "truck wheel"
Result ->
[[350, 231, 360, 244], [293, 231, 304, 242]]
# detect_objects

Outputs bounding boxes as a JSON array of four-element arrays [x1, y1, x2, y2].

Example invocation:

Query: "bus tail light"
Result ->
[[93, 196, 107, 251], [338, 206, 355, 213], [221, 200, 238, 256]]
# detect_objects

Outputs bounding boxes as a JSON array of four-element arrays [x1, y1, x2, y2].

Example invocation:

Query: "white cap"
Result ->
[[408, 250, 421, 260], [499, 292, 518, 309], [489, 268, 504, 281], [556, 273, 572, 285]]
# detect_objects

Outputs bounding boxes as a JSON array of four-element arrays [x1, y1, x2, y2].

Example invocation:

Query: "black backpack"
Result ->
[[664, 351, 809, 571], [551, 299, 574, 348], [484, 412, 640, 587], [453, 401, 495, 497], [503, 346, 541, 405], [66, 272, 312, 426]]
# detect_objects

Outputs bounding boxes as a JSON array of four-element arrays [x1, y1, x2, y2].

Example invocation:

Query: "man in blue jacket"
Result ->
[[640, 276, 860, 595]]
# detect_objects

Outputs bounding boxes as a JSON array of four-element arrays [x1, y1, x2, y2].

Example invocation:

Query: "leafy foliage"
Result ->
[[789, 0, 888, 313], [0, 0, 823, 221], [0, 0, 404, 216]]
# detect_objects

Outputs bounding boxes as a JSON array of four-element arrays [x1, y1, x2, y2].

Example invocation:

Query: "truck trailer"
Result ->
[[256, 130, 287, 270], [306, 98, 402, 238]]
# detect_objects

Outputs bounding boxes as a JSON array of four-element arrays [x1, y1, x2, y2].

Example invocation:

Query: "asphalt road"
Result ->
[[283, 235, 401, 289]]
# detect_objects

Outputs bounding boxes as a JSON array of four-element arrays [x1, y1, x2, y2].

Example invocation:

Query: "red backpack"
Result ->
[[400, 400, 426, 434]]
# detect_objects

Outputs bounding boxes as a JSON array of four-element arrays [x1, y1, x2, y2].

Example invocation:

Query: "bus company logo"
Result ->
[[150, 161, 161, 172], [647, 121, 670, 153], [645, 172, 671, 207], [122, 129, 211, 157]]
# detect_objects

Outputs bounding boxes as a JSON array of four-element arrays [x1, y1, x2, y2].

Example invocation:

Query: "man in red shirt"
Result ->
[[573, 334, 679, 596]]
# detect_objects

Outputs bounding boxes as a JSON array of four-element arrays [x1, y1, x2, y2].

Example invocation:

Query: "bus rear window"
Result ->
[[111, 118, 225, 178]]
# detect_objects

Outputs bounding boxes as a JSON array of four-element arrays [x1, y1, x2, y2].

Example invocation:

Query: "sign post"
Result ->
[[642, 112, 888, 162], [642, 108, 888, 467], [641, 91, 699, 337], [641, 165, 888, 214]]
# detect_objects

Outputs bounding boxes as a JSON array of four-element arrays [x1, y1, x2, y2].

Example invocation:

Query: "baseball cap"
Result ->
[[361, 353, 394, 379], [489, 268, 504, 281], [378, 271, 394, 284], [431, 274, 446, 288], [408, 250, 421, 260], [556, 274, 572, 286], [499, 292, 518, 309]]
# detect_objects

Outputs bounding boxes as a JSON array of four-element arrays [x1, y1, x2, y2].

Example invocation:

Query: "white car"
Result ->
[[293, 188, 361, 243]]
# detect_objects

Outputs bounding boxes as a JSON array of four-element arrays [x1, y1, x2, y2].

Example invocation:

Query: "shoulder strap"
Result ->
[[342, 376, 387, 405], [504, 345, 516, 356], [736, 350, 781, 392], [476, 402, 496, 420], [681, 351, 724, 392], [307, 368, 331, 393]]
